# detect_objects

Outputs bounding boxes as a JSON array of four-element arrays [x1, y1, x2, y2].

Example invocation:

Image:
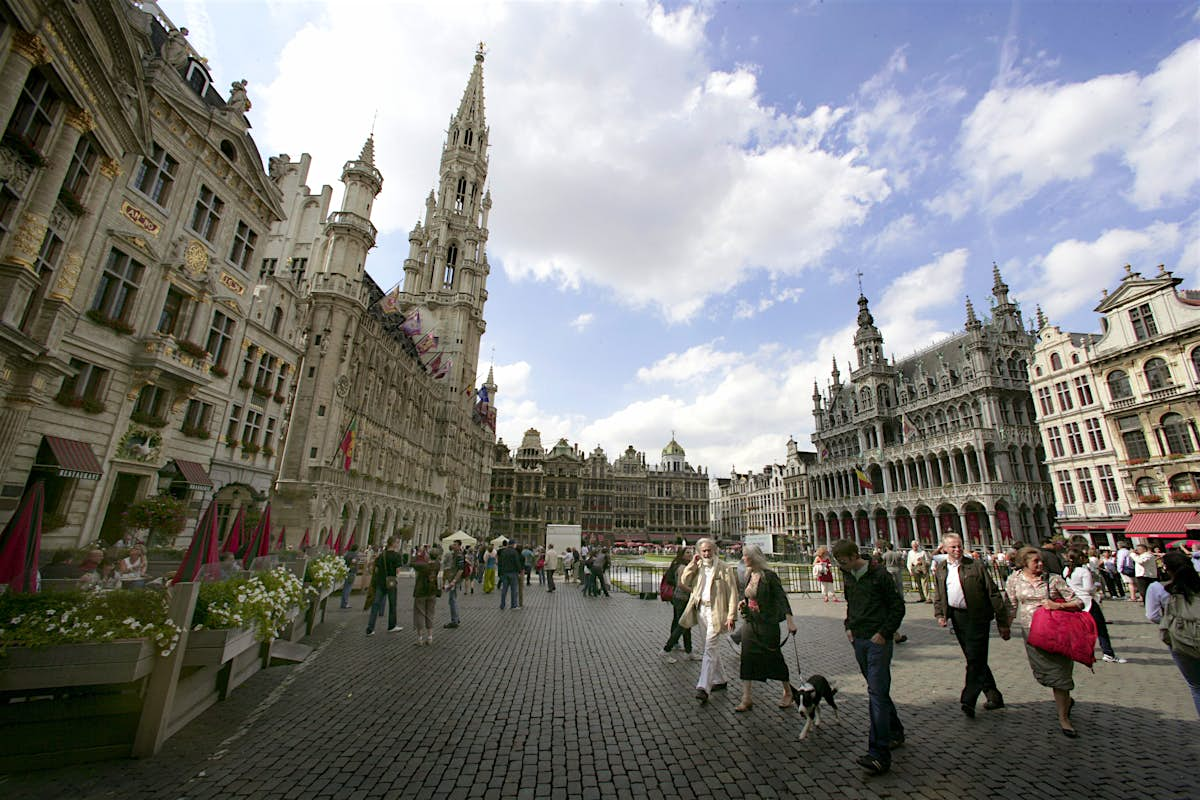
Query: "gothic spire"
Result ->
[[992, 263, 1010, 305], [358, 133, 375, 167], [965, 296, 979, 329], [454, 43, 488, 129]]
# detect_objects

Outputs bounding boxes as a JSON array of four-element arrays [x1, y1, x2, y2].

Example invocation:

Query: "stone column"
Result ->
[[1, 106, 91, 273], [987, 510, 1001, 552], [0, 31, 49, 136], [881, 463, 893, 494], [887, 513, 898, 549]]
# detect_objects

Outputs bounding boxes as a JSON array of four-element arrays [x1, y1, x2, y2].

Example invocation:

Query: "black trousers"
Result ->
[[949, 607, 999, 707]]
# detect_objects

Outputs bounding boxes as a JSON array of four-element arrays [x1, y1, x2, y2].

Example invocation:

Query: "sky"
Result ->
[[166, 0, 1200, 476]]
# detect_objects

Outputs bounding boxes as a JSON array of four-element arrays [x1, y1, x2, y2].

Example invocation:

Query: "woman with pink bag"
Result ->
[[1004, 546, 1086, 738]]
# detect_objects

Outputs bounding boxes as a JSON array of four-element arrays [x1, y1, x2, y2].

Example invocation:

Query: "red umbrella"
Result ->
[[243, 503, 272, 568], [274, 525, 287, 552], [324, 527, 335, 550], [299, 528, 310, 549], [222, 506, 245, 555], [0, 482, 44, 593], [333, 524, 346, 554], [173, 499, 220, 584], [346, 527, 357, 551]]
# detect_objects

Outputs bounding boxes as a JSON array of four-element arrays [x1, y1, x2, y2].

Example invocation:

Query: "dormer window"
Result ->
[[184, 59, 213, 98]]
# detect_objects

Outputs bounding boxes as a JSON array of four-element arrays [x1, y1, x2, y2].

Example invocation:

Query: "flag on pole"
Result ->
[[414, 332, 438, 355], [338, 416, 357, 471], [380, 284, 402, 314], [401, 309, 422, 337], [477, 385, 489, 406], [901, 414, 918, 441], [819, 444, 830, 461], [432, 357, 452, 380], [854, 466, 874, 492]]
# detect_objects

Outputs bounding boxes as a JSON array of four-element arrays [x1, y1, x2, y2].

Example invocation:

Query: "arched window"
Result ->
[[463, 129, 473, 147], [1107, 370, 1132, 400], [270, 306, 283, 335], [455, 177, 466, 212], [1169, 472, 1199, 495], [1050, 353, 1062, 371], [1071, 353, 1080, 364], [443, 244, 459, 288], [1162, 412, 1194, 455], [1135, 476, 1160, 499], [1191, 347, 1200, 382], [1144, 357, 1171, 391]]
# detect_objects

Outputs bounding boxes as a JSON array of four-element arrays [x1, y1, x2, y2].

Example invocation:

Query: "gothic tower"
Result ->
[[401, 46, 492, 396], [279, 134, 383, 481]]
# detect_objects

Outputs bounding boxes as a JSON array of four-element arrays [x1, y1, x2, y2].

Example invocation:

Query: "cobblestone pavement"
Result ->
[[2, 577, 1197, 800]]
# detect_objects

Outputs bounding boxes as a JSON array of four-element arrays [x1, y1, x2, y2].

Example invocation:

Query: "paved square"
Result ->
[[2, 577, 1196, 799]]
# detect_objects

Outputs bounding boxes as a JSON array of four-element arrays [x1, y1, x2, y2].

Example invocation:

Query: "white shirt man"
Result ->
[[906, 541, 931, 602]]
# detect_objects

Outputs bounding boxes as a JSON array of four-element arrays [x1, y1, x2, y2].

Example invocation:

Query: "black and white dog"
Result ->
[[787, 676, 839, 740]]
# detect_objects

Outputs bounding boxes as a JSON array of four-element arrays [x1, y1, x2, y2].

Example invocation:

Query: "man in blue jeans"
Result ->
[[832, 539, 905, 776], [366, 536, 405, 635], [497, 540, 522, 610], [441, 541, 464, 628]]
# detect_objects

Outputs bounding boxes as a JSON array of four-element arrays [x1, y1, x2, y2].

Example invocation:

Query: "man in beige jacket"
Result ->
[[679, 538, 739, 703]]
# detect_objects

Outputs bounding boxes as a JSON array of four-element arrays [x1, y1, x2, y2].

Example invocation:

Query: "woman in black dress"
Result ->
[[735, 544, 798, 711]]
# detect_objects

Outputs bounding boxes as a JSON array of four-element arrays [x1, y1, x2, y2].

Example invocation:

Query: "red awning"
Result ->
[[1061, 523, 1128, 531], [1124, 510, 1200, 534], [172, 459, 213, 487], [41, 436, 103, 480]]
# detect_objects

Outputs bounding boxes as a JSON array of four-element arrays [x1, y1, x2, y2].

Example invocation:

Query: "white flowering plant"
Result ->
[[304, 553, 349, 595], [0, 589, 182, 657], [191, 567, 305, 643]]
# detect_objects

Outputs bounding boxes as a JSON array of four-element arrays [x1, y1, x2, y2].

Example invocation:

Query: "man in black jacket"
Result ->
[[832, 539, 905, 777], [933, 533, 1011, 718]]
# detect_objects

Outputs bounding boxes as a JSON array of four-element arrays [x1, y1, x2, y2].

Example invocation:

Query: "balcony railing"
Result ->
[[1105, 501, 1124, 515]]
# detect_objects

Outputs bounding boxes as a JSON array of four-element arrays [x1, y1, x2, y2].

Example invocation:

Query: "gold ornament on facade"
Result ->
[[184, 239, 209, 274], [12, 30, 50, 65], [64, 107, 94, 133], [48, 252, 83, 301], [8, 212, 48, 271], [99, 156, 122, 179]]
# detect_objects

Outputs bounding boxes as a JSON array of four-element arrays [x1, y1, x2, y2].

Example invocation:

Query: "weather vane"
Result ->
[[856, 269, 864, 294]]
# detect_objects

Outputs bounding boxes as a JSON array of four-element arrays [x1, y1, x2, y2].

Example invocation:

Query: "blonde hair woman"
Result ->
[[813, 545, 837, 602]]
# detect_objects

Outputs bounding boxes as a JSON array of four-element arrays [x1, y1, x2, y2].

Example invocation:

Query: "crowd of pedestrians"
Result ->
[[349, 531, 1198, 777]]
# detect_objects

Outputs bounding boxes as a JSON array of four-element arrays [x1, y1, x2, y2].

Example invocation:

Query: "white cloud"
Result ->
[[571, 257, 969, 471], [569, 313, 595, 332], [733, 286, 805, 319], [636, 341, 740, 383], [256, 1, 890, 322], [478, 360, 532, 400], [942, 38, 1200, 216], [1022, 223, 1183, 321]]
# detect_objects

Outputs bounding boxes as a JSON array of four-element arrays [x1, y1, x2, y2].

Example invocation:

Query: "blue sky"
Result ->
[[170, 0, 1199, 475]]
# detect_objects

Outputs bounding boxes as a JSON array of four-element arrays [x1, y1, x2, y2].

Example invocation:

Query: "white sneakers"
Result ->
[[388, 626, 404, 632], [689, 652, 703, 662], [1101, 654, 1128, 663]]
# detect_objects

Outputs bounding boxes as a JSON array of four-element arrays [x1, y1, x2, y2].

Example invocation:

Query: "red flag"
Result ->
[[0, 482, 44, 593], [274, 525, 287, 551], [300, 528, 311, 549], [172, 500, 220, 584], [244, 503, 272, 569], [338, 417, 357, 472], [222, 507, 245, 555]]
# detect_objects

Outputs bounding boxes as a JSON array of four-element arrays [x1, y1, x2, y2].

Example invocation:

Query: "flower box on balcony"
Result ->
[[210, 364, 228, 378], [241, 442, 260, 455], [1167, 453, 1185, 460], [1171, 491, 1200, 502], [176, 340, 209, 359], [181, 425, 210, 440], [130, 411, 167, 429], [1127, 458, 1148, 466], [2, 132, 46, 168], [85, 309, 134, 335], [261, 446, 274, 458], [251, 384, 272, 399], [1138, 494, 1163, 504], [224, 436, 238, 449], [272, 393, 285, 404], [237, 378, 252, 389]]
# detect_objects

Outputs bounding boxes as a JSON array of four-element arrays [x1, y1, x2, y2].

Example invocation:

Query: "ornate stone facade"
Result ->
[[272, 51, 498, 548], [1033, 265, 1200, 546], [489, 432, 709, 546], [808, 268, 1056, 552], [0, 1, 302, 545]]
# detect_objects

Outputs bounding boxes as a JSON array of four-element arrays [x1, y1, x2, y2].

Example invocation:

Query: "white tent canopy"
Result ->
[[441, 530, 478, 546], [490, 534, 510, 548]]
